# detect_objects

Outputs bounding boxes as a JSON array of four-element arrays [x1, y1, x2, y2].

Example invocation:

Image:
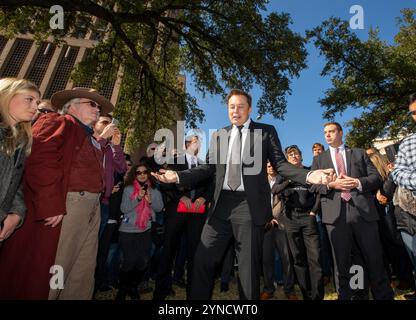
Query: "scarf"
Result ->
[[130, 180, 152, 230]]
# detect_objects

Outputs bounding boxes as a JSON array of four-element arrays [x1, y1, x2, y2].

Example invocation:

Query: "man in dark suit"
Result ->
[[312, 122, 394, 300], [153, 134, 214, 300], [153, 89, 333, 300]]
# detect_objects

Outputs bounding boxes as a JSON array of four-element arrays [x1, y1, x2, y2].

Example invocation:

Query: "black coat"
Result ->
[[177, 120, 309, 226]]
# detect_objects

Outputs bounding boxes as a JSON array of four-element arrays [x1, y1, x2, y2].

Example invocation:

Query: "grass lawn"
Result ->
[[95, 276, 413, 300]]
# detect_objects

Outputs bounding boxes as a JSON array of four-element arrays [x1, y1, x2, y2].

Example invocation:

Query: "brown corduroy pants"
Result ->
[[48, 191, 101, 300]]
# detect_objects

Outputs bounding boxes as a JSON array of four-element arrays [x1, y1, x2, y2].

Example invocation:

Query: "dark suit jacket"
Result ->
[[311, 147, 382, 224], [178, 120, 308, 226], [163, 155, 214, 211]]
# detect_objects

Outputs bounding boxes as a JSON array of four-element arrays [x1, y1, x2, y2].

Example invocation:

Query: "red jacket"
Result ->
[[0, 113, 95, 299]]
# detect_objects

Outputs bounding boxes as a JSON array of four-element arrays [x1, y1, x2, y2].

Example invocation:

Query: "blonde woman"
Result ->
[[0, 78, 40, 242], [369, 151, 416, 293]]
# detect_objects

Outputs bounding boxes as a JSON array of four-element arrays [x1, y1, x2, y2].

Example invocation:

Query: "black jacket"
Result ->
[[178, 121, 309, 226]]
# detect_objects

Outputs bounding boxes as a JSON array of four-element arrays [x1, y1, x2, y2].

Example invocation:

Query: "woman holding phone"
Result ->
[[116, 162, 163, 300]]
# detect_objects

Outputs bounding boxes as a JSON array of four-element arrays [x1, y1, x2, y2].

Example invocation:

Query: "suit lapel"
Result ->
[[217, 126, 232, 187], [242, 120, 255, 164], [323, 149, 335, 170], [345, 147, 352, 175]]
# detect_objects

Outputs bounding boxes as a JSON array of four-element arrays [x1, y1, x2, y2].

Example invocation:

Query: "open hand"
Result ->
[[307, 168, 336, 184], [151, 169, 178, 183]]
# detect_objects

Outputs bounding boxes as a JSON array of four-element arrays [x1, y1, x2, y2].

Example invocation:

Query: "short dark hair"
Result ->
[[409, 93, 416, 105], [99, 113, 112, 120], [324, 122, 343, 132], [285, 144, 302, 156], [312, 143, 325, 151], [227, 89, 252, 107]]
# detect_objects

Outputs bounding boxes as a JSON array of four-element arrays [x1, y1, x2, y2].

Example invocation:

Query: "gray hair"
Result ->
[[60, 98, 80, 115]]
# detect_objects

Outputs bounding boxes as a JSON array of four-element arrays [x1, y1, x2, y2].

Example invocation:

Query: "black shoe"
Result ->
[[129, 285, 140, 300], [98, 285, 113, 292], [115, 286, 128, 300], [220, 281, 229, 293], [168, 288, 176, 297], [115, 271, 129, 300], [404, 292, 416, 300], [173, 278, 186, 288]]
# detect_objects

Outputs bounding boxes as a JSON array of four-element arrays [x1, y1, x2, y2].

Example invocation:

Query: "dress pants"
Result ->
[[284, 211, 324, 300], [190, 191, 264, 300], [262, 226, 295, 295], [325, 201, 394, 300], [153, 209, 206, 299]]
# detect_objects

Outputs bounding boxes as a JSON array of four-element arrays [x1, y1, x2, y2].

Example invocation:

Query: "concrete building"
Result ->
[[0, 30, 122, 105]]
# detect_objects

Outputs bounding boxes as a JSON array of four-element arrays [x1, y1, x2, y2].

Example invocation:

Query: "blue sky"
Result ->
[[184, 0, 414, 165]]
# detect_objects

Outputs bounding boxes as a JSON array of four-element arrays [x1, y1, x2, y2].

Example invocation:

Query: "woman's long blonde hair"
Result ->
[[369, 152, 390, 181], [0, 78, 40, 156]]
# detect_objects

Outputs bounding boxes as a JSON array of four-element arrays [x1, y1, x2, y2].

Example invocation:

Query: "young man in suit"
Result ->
[[153, 89, 333, 300], [153, 134, 214, 300], [312, 122, 394, 300]]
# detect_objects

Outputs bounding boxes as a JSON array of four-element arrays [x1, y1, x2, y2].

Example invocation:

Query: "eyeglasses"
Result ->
[[136, 170, 148, 175], [77, 100, 102, 112], [408, 110, 416, 116]]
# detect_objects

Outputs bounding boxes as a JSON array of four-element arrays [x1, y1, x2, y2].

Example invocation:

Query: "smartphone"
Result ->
[[111, 118, 119, 126]]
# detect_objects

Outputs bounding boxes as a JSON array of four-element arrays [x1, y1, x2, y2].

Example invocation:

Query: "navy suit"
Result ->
[[312, 147, 394, 300]]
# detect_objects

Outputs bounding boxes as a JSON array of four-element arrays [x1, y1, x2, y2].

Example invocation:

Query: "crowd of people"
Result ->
[[0, 77, 415, 301]]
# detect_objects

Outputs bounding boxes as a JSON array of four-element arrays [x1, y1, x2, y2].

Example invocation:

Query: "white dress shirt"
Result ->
[[222, 118, 251, 191], [328, 144, 362, 191], [185, 152, 198, 169]]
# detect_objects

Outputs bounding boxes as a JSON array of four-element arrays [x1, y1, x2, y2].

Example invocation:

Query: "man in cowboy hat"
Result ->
[[0, 87, 114, 300]]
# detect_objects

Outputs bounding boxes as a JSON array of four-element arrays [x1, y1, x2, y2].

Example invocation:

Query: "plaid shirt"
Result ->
[[392, 133, 416, 191]]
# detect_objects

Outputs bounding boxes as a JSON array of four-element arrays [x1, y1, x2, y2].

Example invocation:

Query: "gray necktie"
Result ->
[[227, 125, 243, 191]]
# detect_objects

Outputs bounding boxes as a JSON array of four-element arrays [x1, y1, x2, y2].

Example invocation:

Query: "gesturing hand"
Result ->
[[151, 169, 178, 184], [307, 168, 336, 184]]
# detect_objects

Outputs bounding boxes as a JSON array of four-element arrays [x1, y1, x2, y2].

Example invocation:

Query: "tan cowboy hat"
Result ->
[[51, 87, 114, 115]]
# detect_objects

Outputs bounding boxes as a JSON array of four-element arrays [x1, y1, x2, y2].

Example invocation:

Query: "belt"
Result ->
[[289, 207, 310, 213]]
